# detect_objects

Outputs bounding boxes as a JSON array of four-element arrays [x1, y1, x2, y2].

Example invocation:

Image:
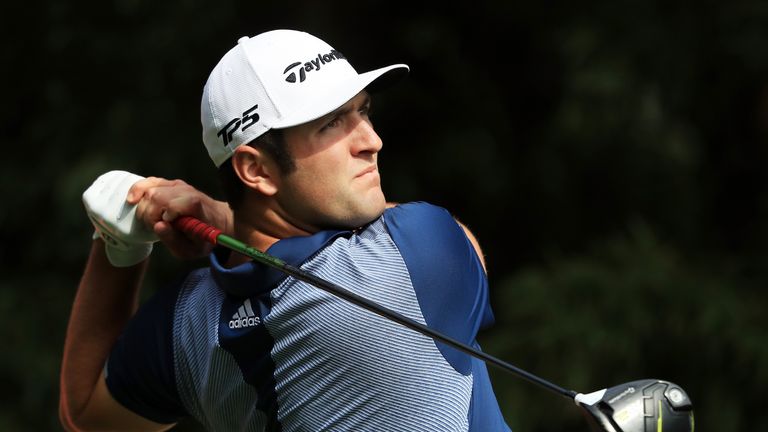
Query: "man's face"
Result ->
[[275, 91, 386, 231]]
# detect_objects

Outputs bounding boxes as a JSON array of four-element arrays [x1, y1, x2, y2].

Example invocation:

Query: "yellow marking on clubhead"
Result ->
[[657, 400, 663, 432]]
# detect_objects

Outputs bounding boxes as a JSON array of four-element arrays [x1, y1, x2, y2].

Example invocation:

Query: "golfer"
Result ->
[[60, 29, 511, 431]]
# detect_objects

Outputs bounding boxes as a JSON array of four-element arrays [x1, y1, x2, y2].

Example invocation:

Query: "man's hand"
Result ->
[[83, 171, 159, 267], [127, 177, 233, 260]]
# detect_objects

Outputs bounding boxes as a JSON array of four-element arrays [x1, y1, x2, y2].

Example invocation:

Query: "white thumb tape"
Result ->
[[104, 241, 154, 268], [83, 170, 159, 267]]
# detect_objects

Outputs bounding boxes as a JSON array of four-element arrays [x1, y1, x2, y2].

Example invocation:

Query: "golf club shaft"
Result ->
[[173, 216, 579, 400]]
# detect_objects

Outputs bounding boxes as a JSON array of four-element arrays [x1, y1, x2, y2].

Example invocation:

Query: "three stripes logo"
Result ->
[[228, 298, 262, 329], [283, 49, 346, 83]]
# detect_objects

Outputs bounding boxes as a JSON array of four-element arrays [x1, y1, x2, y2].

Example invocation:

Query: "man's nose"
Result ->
[[350, 117, 383, 155]]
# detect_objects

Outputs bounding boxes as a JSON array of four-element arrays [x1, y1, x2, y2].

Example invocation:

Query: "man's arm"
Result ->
[[456, 220, 487, 272], [388, 202, 487, 272], [60, 175, 232, 431], [59, 240, 174, 431]]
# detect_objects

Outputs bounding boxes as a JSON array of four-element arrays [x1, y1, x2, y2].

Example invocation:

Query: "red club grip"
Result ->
[[173, 216, 222, 245]]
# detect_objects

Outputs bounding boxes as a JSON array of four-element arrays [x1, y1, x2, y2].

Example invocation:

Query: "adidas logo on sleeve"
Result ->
[[228, 298, 262, 329]]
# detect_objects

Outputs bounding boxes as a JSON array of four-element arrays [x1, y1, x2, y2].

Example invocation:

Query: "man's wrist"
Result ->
[[92, 230, 153, 267]]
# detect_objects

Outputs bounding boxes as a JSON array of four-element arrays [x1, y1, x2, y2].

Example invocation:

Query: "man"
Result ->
[[60, 29, 511, 431]]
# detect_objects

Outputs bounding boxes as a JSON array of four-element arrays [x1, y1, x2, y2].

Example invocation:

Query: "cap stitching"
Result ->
[[239, 41, 282, 122]]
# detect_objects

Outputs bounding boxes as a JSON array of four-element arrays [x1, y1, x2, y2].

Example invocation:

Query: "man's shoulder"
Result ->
[[178, 266, 214, 289], [386, 200, 448, 211], [383, 201, 452, 220], [382, 201, 457, 232]]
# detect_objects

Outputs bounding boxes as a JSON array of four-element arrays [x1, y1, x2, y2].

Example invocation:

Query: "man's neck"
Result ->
[[227, 203, 313, 268]]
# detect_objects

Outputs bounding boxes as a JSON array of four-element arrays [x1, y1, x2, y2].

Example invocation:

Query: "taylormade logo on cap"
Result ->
[[200, 29, 409, 168], [283, 49, 346, 83]]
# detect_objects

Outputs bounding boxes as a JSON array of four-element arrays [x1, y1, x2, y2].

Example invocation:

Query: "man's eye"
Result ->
[[321, 118, 340, 132]]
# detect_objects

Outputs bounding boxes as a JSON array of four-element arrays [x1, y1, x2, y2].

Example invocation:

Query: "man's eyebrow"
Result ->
[[318, 94, 372, 124]]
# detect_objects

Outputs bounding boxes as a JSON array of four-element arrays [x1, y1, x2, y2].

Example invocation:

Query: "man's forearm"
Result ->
[[59, 239, 147, 429]]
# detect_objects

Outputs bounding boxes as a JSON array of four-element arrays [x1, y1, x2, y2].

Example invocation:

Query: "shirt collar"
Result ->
[[209, 228, 352, 297]]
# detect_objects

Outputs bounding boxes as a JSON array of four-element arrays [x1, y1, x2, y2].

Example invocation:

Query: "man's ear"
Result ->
[[232, 145, 279, 196]]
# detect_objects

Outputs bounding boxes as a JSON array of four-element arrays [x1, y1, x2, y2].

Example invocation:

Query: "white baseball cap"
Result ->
[[201, 29, 409, 167]]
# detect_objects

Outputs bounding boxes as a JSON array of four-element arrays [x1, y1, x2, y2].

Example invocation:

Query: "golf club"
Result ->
[[173, 216, 694, 432]]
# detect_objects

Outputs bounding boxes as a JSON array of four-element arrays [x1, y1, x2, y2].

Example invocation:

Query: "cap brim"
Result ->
[[271, 64, 409, 130]]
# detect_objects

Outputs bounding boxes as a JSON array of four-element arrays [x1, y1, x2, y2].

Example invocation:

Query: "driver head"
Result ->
[[575, 379, 694, 432]]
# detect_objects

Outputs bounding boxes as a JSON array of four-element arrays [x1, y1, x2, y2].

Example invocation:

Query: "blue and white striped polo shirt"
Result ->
[[106, 201, 511, 431]]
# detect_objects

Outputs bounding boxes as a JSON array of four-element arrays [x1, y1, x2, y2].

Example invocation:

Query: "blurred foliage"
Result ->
[[481, 221, 768, 430], [2, 0, 767, 430]]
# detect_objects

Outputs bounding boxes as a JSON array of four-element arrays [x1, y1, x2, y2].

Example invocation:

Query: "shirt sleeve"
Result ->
[[383, 202, 495, 375], [105, 273, 189, 424]]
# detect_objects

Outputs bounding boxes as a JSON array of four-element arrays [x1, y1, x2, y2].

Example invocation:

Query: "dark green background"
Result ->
[[3, 0, 767, 430]]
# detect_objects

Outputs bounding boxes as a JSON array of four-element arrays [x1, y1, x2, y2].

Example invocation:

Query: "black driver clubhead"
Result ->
[[575, 379, 694, 432]]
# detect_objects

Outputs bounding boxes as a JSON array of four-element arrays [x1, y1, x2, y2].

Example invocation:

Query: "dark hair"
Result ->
[[217, 129, 294, 211]]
